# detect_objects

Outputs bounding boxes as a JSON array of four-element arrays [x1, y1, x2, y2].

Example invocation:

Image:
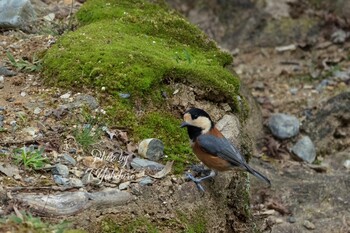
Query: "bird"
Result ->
[[181, 107, 271, 191]]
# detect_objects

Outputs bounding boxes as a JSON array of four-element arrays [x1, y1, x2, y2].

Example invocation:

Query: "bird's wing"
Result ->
[[197, 134, 247, 168]]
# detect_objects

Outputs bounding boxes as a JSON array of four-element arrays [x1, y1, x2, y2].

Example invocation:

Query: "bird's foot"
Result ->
[[185, 170, 217, 192], [186, 173, 206, 192]]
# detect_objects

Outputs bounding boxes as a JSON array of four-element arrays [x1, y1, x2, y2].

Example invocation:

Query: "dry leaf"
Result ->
[[149, 161, 173, 179]]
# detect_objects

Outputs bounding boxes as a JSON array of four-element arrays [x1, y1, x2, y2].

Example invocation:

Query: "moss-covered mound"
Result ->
[[42, 0, 240, 172]]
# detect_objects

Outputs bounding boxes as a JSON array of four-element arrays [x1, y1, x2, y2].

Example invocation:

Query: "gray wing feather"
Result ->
[[197, 134, 247, 168], [197, 134, 271, 186]]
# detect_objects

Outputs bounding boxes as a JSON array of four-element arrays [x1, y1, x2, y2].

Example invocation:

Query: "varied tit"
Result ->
[[181, 107, 270, 191]]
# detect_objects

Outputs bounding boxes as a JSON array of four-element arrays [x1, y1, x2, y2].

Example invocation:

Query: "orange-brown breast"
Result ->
[[192, 139, 231, 171]]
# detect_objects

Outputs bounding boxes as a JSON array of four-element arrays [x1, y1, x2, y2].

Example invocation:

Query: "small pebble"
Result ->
[[60, 92, 71, 99], [69, 178, 83, 188], [292, 136, 316, 163], [343, 160, 350, 169], [303, 220, 315, 230], [139, 176, 153, 186], [52, 164, 69, 178], [33, 107, 41, 115], [119, 181, 130, 190], [287, 216, 296, 223], [61, 154, 76, 166], [138, 138, 164, 161], [53, 175, 70, 185]]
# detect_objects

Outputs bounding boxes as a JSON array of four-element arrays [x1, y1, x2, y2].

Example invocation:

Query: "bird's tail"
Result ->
[[245, 165, 271, 186]]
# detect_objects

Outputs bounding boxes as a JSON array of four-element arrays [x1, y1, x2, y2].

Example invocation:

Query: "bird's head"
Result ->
[[181, 108, 214, 135]]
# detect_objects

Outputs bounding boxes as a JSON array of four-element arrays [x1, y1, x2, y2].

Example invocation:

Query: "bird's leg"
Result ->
[[186, 170, 217, 192]]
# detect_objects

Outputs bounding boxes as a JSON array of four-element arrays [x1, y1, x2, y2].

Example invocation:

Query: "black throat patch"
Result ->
[[186, 125, 202, 141]]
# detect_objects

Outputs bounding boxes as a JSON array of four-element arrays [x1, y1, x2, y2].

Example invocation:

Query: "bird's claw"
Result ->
[[185, 173, 205, 192]]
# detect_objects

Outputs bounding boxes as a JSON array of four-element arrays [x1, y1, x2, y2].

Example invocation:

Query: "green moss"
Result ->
[[134, 111, 195, 174], [177, 209, 207, 233], [101, 217, 158, 233], [42, 0, 240, 173]]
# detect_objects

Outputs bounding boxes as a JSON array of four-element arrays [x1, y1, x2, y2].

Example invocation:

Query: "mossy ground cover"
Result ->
[[42, 0, 240, 172]]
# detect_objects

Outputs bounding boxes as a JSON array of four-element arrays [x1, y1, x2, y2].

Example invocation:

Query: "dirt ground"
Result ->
[[1, 0, 350, 232]]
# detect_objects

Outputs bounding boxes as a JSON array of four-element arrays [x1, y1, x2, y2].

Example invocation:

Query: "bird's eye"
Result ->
[[192, 114, 198, 119]]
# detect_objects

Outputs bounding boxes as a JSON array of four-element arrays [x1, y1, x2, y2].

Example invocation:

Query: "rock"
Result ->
[[51, 164, 69, 178], [139, 176, 153, 186], [343, 160, 350, 170], [33, 107, 41, 114], [69, 178, 83, 188], [74, 94, 99, 109], [23, 127, 39, 137], [61, 153, 76, 166], [131, 157, 165, 171], [287, 216, 296, 223], [0, 75, 4, 89], [0, 115, 4, 127], [13, 189, 133, 216], [53, 175, 70, 185], [268, 113, 300, 139], [292, 136, 316, 163], [119, 181, 130, 190], [331, 29, 348, 44], [0, 66, 16, 76], [60, 92, 71, 99], [82, 172, 97, 185], [303, 92, 350, 154], [0, 162, 20, 178], [138, 138, 164, 161], [119, 93, 130, 99], [0, 0, 36, 30], [61, 94, 99, 110], [216, 114, 240, 145], [303, 220, 316, 230]]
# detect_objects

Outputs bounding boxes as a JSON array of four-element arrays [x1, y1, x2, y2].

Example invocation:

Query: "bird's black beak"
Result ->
[[180, 121, 190, 128]]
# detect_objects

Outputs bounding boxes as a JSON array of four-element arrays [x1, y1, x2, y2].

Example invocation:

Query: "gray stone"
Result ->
[[292, 136, 316, 163], [52, 164, 69, 178], [0, 0, 36, 30], [343, 160, 350, 170], [69, 178, 83, 188], [74, 94, 99, 109], [268, 113, 300, 139], [61, 154, 76, 166], [119, 181, 130, 190], [139, 176, 153, 186], [0, 115, 4, 127], [216, 114, 240, 145], [33, 107, 41, 114], [131, 157, 165, 171], [287, 216, 296, 223], [82, 172, 96, 185], [0, 106, 5, 111], [53, 175, 69, 185], [138, 138, 164, 161], [0, 66, 16, 76], [303, 220, 316, 230], [61, 94, 99, 110]]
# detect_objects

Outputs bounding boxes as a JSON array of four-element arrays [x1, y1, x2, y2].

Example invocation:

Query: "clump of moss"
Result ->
[[42, 0, 240, 173], [43, 0, 238, 99]]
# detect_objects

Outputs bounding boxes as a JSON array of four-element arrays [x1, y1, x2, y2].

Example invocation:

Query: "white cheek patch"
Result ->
[[183, 113, 191, 123], [195, 116, 211, 134]]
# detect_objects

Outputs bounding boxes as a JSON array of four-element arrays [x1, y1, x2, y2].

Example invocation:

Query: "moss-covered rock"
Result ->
[[42, 0, 240, 172]]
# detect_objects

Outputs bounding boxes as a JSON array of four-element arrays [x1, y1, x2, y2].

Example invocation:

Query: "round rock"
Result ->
[[292, 136, 316, 163], [138, 138, 164, 161], [52, 164, 69, 178], [268, 113, 300, 139]]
